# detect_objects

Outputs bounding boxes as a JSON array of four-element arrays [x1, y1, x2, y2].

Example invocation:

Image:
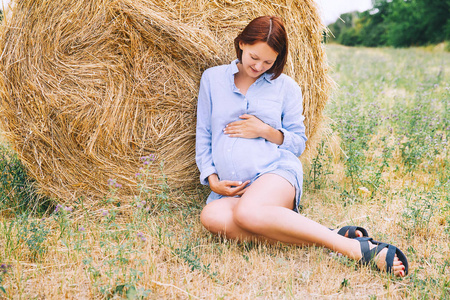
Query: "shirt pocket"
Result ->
[[254, 98, 282, 128]]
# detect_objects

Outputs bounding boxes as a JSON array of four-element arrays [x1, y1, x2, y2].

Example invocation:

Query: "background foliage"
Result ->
[[328, 0, 450, 48]]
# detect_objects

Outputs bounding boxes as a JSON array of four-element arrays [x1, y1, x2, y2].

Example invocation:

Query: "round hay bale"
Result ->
[[0, 0, 333, 205]]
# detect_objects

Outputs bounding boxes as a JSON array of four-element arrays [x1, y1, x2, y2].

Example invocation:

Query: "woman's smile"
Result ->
[[250, 66, 261, 74]]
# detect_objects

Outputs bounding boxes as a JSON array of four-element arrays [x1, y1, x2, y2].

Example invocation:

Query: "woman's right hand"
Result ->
[[208, 174, 250, 197]]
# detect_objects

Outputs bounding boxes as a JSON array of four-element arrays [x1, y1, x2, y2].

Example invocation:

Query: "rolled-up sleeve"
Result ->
[[277, 80, 307, 157], [195, 72, 217, 185]]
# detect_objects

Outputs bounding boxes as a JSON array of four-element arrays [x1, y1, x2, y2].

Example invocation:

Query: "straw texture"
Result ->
[[0, 0, 333, 205]]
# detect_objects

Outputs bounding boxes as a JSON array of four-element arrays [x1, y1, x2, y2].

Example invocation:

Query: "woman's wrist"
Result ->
[[208, 173, 219, 186], [261, 124, 284, 145]]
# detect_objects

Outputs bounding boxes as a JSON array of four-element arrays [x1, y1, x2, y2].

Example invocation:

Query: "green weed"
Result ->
[[306, 140, 334, 190], [0, 145, 51, 215], [16, 215, 50, 261], [402, 191, 440, 235]]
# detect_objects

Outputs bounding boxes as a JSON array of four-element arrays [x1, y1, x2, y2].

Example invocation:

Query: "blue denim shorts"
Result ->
[[206, 168, 302, 213]]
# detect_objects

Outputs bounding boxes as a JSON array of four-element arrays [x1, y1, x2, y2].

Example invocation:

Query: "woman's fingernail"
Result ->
[[238, 181, 242, 185]]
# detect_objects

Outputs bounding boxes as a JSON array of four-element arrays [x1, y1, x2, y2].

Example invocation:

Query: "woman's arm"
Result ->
[[195, 72, 217, 185], [196, 70, 251, 197], [276, 79, 307, 157]]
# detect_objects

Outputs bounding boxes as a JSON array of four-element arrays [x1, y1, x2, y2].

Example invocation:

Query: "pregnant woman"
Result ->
[[195, 16, 408, 277]]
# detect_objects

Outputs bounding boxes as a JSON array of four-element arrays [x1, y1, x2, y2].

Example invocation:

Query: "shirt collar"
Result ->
[[230, 59, 273, 84]]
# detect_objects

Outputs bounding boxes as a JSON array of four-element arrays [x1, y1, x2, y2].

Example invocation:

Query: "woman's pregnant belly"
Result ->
[[213, 136, 280, 182]]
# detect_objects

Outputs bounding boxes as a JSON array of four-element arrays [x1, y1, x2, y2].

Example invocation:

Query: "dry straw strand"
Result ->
[[0, 0, 333, 206]]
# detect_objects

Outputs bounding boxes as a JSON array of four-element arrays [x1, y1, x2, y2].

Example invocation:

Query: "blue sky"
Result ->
[[1, 0, 372, 26]]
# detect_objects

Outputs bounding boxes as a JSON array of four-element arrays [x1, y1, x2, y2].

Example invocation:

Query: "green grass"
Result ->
[[0, 144, 51, 216], [0, 45, 448, 298]]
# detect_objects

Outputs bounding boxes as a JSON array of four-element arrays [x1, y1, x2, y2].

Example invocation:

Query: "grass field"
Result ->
[[0, 44, 449, 299]]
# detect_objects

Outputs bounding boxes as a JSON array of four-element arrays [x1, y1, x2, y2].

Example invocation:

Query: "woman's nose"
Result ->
[[254, 62, 263, 71]]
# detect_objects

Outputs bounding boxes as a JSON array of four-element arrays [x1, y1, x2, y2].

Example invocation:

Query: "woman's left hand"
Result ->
[[223, 114, 268, 139]]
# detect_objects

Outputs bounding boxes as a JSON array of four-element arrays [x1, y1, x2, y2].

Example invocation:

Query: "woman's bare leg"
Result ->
[[200, 174, 406, 276], [201, 196, 314, 245], [201, 197, 363, 240]]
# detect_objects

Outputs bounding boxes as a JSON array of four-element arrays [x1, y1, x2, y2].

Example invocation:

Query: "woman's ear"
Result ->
[[239, 41, 244, 50]]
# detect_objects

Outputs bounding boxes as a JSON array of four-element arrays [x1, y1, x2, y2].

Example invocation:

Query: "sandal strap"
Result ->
[[337, 226, 369, 238], [385, 244, 397, 273], [358, 237, 376, 264], [357, 226, 369, 237], [338, 226, 355, 238], [358, 238, 389, 265]]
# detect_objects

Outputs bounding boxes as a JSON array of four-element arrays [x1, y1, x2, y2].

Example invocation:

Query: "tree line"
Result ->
[[327, 0, 450, 47]]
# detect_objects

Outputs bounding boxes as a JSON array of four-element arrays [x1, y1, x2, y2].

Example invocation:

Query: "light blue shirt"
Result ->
[[196, 60, 307, 202]]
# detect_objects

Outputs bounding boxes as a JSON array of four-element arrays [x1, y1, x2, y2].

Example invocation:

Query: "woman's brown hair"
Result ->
[[234, 16, 288, 80]]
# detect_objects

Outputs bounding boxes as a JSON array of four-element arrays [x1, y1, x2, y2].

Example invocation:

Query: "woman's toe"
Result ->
[[395, 266, 405, 277], [392, 258, 406, 276], [393, 258, 403, 266]]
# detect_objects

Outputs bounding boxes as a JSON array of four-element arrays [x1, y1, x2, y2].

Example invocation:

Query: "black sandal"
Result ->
[[356, 237, 409, 275], [330, 226, 369, 238]]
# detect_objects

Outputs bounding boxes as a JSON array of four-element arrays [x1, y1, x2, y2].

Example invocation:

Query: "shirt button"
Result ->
[[231, 172, 235, 175], [227, 149, 231, 152]]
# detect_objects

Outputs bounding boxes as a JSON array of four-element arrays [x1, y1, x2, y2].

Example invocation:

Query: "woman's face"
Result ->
[[239, 41, 278, 79]]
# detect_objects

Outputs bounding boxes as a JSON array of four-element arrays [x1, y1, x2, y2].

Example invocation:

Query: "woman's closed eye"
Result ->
[[252, 56, 273, 65]]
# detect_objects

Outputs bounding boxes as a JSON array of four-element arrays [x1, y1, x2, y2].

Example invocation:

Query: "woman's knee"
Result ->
[[200, 201, 234, 234], [232, 203, 263, 233], [200, 204, 218, 231]]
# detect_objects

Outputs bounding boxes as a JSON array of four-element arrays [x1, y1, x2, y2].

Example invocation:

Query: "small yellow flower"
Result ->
[[358, 186, 371, 198]]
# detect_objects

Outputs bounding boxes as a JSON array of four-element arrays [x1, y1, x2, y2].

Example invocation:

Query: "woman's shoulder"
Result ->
[[202, 64, 229, 79], [273, 73, 301, 92]]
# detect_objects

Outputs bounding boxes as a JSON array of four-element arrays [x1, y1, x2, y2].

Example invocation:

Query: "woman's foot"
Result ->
[[373, 247, 406, 277], [356, 237, 408, 277]]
